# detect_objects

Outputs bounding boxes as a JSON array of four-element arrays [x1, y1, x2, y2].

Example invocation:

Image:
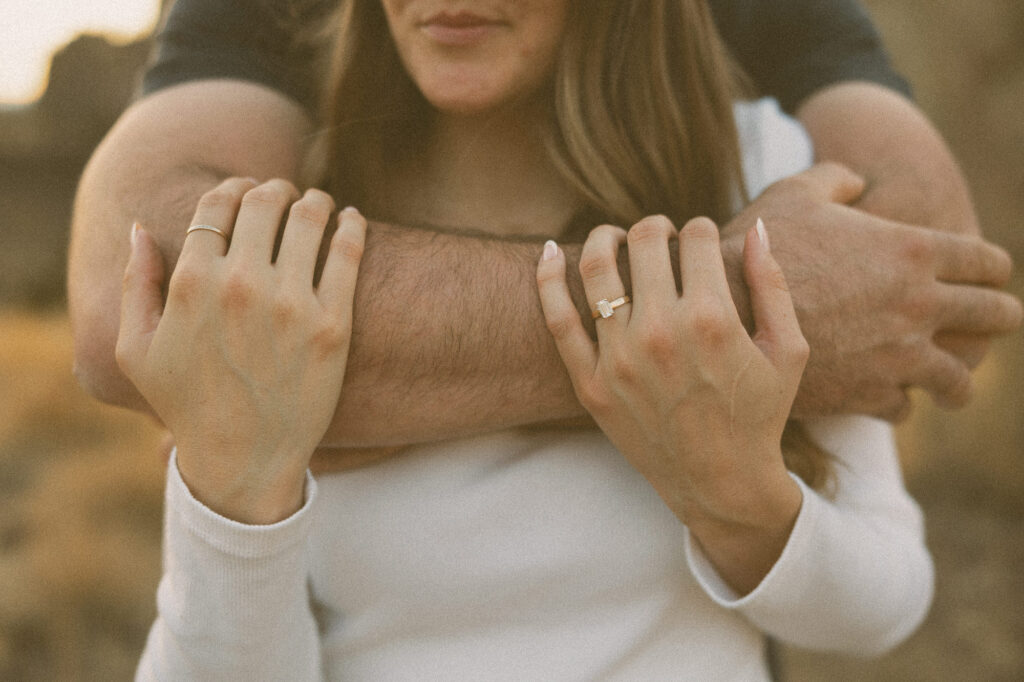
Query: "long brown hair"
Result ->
[[303, 0, 830, 490]]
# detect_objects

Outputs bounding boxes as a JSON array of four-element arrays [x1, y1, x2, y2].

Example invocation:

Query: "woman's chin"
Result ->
[[423, 91, 507, 117], [424, 87, 546, 120]]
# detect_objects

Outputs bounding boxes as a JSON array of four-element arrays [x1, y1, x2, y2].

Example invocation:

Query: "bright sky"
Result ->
[[0, 0, 161, 105]]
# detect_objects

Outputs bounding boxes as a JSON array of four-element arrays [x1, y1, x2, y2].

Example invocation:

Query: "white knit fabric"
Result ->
[[137, 100, 934, 681]]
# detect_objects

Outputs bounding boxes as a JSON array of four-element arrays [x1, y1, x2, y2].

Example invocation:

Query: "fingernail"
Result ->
[[755, 217, 769, 249], [542, 240, 559, 262], [342, 206, 359, 214], [130, 222, 140, 248]]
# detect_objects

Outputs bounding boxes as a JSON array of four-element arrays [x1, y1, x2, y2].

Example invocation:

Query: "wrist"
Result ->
[[175, 448, 308, 525], [683, 456, 801, 535], [683, 466, 803, 595]]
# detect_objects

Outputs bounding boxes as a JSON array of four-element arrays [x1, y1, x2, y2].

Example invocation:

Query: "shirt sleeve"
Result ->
[[136, 450, 323, 681], [684, 416, 935, 656], [140, 0, 331, 108], [709, 0, 912, 112]]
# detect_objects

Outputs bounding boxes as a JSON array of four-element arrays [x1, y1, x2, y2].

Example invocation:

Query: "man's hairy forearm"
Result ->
[[326, 225, 591, 446]]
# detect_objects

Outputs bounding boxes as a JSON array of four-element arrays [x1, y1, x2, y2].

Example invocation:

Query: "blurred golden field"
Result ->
[[1, 1, 1023, 680], [0, 312, 165, 678]]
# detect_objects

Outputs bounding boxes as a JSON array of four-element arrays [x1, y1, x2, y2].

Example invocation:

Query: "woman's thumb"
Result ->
[[116, 223, 165, 373]]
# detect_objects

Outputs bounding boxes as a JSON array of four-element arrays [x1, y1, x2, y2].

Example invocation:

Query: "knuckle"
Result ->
[[681, 217, 720, 243], [331, 232, 365, 264], [638, 321, 676, 362], [243, 180, 298, 207], [761, 266, 791, 295], [814, 160, 847, 178], [896, 337, 927, 368], [270, 293, 300, 325], [302, 188, 337, 211], [196, 188, 241, 213], [578, 251, 615, 281], [219, 270, 258, 309], [535, 264, 563, 287], [587, 223, 626, 241], [544, 313, 576, 340], [628, 215, 675, 244], [583, 224, 627, 255], [901, 285, 938, 323], [609, 349, 637, 383], [810, 160, 859, 190], [770, 172, 812, 197], [289, 199, 332, 227], [899, 231, 935, 269], [264, 178, 300, 195], [686, 301, 731, 344], [220, 176, 260, 193], [311, 319, 349, 356]]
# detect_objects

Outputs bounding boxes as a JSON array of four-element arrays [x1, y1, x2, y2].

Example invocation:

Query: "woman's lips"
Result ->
[[420, 12, 504, 46]]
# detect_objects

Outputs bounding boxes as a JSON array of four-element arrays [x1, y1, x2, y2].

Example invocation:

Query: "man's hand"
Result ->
[[720, 162, 1022, 420], [799, 82, 997, 371]]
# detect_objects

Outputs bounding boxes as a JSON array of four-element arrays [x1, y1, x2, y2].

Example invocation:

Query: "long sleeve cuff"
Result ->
[[136, 451, 322, 681], [167, 449, 318, 558], [684, 473, 815, 609], [684, 468, 932, 656]]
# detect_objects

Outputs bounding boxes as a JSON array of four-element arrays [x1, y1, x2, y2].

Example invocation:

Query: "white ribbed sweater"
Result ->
[[137, 101, 934, 681]]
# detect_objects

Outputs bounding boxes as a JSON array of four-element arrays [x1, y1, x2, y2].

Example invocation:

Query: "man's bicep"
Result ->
[[104, 80, 311, 185], [69, 80, 312, 406]]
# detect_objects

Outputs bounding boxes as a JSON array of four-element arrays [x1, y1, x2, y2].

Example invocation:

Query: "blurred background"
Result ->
[[0, 1, 1021, 679]]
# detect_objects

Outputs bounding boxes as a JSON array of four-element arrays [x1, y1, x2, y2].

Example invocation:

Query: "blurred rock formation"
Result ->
[[1, 34, 151, 163], [0, 34, 151, 307]]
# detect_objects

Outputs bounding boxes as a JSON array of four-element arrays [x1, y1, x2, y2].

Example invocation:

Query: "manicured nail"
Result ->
[[130, 222, 140, 247], [341, 206, 359, 215], [755, 217, 769, 249], [542, 240, 559, 262]]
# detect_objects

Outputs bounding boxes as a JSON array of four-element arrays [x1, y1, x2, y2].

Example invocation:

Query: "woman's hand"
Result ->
[[536, 215, 807, 593], [116, 178, 366, 524]]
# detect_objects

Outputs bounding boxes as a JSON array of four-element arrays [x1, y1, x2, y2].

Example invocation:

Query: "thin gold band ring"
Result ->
[[186, 224, 229, 240]]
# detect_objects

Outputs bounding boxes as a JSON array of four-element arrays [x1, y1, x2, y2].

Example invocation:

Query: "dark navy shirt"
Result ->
[[142, 0, 910, 115]]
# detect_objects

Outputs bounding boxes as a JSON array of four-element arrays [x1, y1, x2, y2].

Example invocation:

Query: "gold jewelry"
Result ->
[[186, 224, 229, 240], [591, 295, 631, 319]]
